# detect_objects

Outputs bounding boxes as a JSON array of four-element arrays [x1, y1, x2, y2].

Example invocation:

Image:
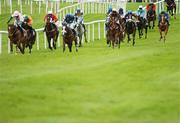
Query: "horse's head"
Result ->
[[62, 24, 72, 36], [8, 24, 17, 37], [46, 16, 51, 25], [161, 14, 166, 24], [109, 17, 118, 30]]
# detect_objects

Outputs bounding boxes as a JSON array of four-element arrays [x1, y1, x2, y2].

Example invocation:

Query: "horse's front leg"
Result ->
[[48, 38, 52, 50], [10, 41, 13, 53], [63, 41, 66, 53], [159, 30, 162, 41], [132, 32, 136, 46], [75, 38, 78, 52], [68, 43, 72, 52], [127, 34, 131, 43]]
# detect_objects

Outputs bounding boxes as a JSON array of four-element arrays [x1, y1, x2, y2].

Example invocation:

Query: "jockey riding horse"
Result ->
[[106, 8, 122, 48], [165, 0, 176, 19]]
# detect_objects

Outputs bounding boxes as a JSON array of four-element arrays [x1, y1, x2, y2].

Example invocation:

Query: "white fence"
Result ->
[[0, 20, 105, 54]]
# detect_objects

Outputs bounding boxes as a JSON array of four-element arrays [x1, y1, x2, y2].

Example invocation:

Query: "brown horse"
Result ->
[[146, 6, 156, 29], [159, 14, 169, 42], [166, 1, 176, 19], [8, 24, 28, 54], [62, 23, 78, 52], [22, 23, 36, 53], [125, 19, 136, 46], [45, 16, 59, 50], [136, 16, 148, 39], [106, 17, 122, 48]]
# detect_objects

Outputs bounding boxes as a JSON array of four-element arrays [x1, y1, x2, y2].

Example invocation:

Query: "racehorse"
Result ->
[[45, 16, 59, 50], [125, 19, 136, 46], [8, 24, 28, 54], [159, 14, 169, 42], [74, 17, 87, 47], [106, 17, 122, 48], [22, 23, 36, 53], [119, 17, 126, 41], [166, 1, 176, 19], [62, 23, 78, 52], [146, 5, 156, 29], [136, 16, 148, 39]]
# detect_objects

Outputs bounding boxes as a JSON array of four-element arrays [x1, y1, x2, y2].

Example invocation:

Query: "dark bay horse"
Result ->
[[166, 1, 176, 19], [45, 16, 59, 50], [125, 19, 136, 46], [8, 24, 28, 54], [159, 14, 169, 42], [106, 17, 122, 48], [74, 18, 87, 47], [62, 23, 78, 52], [146, 6, 156, 29], [22, 23, 36, 53], [136, 16, 148, 39]]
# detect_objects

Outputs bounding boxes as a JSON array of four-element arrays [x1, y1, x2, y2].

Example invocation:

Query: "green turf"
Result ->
[[0, 1, 180, 123]]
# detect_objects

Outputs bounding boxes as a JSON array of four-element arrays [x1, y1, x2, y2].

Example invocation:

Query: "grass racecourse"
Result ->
[[0, 1, 180, 123]]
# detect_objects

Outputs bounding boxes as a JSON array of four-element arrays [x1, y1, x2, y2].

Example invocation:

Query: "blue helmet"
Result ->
[[128, 10, 132, 14], [107, 7, 112, 14], [119, 8, 124, 14]]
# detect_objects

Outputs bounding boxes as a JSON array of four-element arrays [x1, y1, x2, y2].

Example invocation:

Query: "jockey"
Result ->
[[118, 8, 124, 18], [74, 8, 86, 32], [44, 11, 59, 31], [109, 8, 120, 23], [7, 10, 26, 35], [105, 8, 120, 31], [137, 5, 145, 19], [146, 2, 156, 11], [125, 10, 137, 22], [146, 2, 156, 15], [23, 15, 33, 27], [158, 11, 170, 26], [106, 7, 112, 16], [63, 14, 76, 35]]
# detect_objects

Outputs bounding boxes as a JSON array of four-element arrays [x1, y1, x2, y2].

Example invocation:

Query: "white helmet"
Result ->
[[13, 10, 20, 17], [139, 5, 143, 9], [48, 10, 53, 14], [112, 8, 116, 12]]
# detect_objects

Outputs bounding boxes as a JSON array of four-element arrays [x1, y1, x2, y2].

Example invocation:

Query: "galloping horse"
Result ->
[[106, 17, 122, 48], [166, 0, 176, 19], [74, 17, 87, 47], [8, 24, 28, 54], [45, 16, 59, 50], [146, 5, 156, 29], [136, 16, 148, 39], [159, 14, 169, 42], [22, 23, 36, 53], [62, 23, 78, 52], [119, 17, 126, 41], [126, 19, 136, 46]]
